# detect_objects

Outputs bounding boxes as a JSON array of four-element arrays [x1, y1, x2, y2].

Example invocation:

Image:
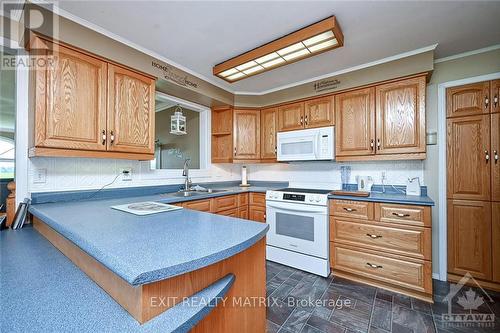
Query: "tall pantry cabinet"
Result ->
[[447, 79, 500, 286]]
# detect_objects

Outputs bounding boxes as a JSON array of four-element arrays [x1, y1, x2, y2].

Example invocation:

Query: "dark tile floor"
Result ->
[[265, 261, 500, 333]]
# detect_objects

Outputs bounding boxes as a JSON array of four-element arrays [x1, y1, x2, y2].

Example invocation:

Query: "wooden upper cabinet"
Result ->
[[278, 102, 304, 132], [335, 87, 376, 157], [233, 109, 261, 160], [33, 39, 107, 151], [447, 199, 492, 280], [107, 64, 155, 154], [304, 96, 334, 128], [261, 108, 278, 160], [446, 81, 490, 118], [492, 79, 500, 114], [492, 113, 500, 201], [376, 76, 426, 154], [447, 115, 491, 201], [211, 107, 233, 163]]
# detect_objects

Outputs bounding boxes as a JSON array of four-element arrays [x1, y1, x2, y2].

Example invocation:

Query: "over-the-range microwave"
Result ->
[[277, 126, 335, 162]]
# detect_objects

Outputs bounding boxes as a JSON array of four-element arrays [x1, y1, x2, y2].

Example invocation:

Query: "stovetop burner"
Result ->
[[275, 188, 332, 195]]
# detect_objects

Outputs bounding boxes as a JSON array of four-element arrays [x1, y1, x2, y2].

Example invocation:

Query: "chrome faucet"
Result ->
[[182, 158, 191, 191]]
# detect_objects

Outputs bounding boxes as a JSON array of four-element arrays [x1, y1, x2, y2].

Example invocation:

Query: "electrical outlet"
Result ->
[[121, 168, 132, 181], [33, 168, 47, 184]]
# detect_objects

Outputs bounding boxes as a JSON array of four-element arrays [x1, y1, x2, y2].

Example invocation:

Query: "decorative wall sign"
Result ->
[[152, 61, 198, 89], [313, 78, 340, 92]]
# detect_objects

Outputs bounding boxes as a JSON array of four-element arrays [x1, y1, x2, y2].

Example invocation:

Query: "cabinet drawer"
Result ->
[[218, 207, 239, 217], [331, 244, 432, 294], [375, 203, 431, 227], [331, 217, 431, 260], [249, 193, 266, 207], [238, 193, 249, 206], [213, 195, 238, 212], [183, 199, 212, 212], [249, 206, 266, 223], [330, 200, 374, 220]]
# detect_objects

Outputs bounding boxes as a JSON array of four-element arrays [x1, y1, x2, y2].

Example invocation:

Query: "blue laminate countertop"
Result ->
[[29, 191, 269, 285], [1, 227, 234, 333]]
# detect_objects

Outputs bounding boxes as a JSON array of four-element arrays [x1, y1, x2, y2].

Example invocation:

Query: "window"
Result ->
[[152, 93, 208, 170], [0, 49, 16, 179]]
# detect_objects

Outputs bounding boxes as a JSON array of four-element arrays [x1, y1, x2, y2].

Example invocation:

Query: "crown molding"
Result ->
[[433, 44, 500, 64], [233, 44, 438, 95]]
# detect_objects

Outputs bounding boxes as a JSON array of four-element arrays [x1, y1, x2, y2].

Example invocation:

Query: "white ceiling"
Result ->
[[55, 1, 500, 94]]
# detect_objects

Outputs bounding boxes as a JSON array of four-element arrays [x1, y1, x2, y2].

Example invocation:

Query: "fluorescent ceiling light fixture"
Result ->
[[213, 15, 344, 83]]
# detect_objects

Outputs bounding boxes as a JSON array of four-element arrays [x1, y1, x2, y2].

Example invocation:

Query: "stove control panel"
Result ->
[[266, 191, 328, 206]]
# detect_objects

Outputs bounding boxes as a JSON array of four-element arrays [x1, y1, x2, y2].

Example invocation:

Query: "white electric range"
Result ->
[[265, 187, 331, 277]]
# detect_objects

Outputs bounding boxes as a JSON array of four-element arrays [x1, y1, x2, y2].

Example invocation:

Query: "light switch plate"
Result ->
[[33, 168, 47, 184]]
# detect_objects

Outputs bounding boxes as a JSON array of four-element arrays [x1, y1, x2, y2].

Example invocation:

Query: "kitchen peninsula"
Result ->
[[11, 186, 274, 332]]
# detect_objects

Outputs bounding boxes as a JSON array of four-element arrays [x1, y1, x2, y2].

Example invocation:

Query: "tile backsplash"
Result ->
[[28, 157, 424, 193]]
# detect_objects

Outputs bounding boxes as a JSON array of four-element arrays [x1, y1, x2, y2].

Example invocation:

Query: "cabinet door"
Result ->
[[492, 80, 500, 114], [492, 113, 500, 201], [493, 202, 500, 282], [447, 115, 491, 201], [304, 96, 334, 128], [238, 206, 249, 220], [249, 206, 266, 223], [33, 39, 107, 151], [233, 109, 260, 160], [447, 200, 491, 280], [107, 64, 155, 154], [278, 102, 304, 132], [446, 81, 490, 118], [260, 108, 278, 160], [376, 77, 426, 154], [335, 87, 376, 157]]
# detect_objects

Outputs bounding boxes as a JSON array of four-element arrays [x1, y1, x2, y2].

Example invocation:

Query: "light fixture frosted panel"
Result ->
[[226, 72, 245, 81], [255, 52, 279, 64], [303, 31, 334, 46], [243, 65, 264, 75], [261, 57, 285, 68], [277, 42, 305, 56], [219, 68, 238, 77], [283, 49, 310, 61], [308, 39, 338, 53], [236, 61, 258, 71]]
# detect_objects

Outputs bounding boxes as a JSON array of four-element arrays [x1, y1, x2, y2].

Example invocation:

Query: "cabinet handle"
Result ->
[[366, 262, 383, 269], [485, 96, 489, 108], [370, 139, 374, 150], [366, 233, 382, 239], [305, 115, 308, 125], [392, 212, 410, 218], [101, 130, 106, 145], [343, 207, 357, 212], [494, 95, 499, 107], [110, 131, 115, 145], [494, 150, 498, 164], [485, 150, 490, 163], [376, 139, 381, 150], [300, 116, 303, 125], [234, 147, 237, 156], [274, 146, 277, 154], [264, 214, 266, 221]]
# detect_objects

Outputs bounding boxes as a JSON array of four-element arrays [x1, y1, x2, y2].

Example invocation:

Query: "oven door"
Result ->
[[266, 201, 328, 259]]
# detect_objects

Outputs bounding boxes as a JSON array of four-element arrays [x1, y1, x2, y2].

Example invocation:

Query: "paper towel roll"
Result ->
[[241, 166, 248, 185]]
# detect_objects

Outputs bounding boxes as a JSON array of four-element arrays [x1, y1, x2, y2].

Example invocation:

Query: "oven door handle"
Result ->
[[266, 202, 327, 214]]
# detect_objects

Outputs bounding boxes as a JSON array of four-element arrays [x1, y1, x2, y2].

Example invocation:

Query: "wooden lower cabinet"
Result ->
[[447, 199, 492, 280], [177, 193, 265, 222], [330, 199, 433, 302], [493, 202, 500, 283]]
